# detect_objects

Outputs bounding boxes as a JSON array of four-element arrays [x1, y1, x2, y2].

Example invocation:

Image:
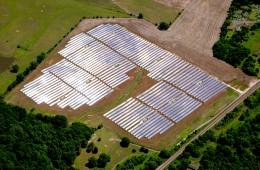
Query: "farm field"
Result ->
[[167, 0, 232, 57], [0, 0, 129, 94], [112, 0, 182, 24]]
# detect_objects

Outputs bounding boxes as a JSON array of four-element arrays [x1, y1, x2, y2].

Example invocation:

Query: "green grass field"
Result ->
[[74, 127, 154, 170], [0, 0, 129, 94], [113, 0, 182, 24]]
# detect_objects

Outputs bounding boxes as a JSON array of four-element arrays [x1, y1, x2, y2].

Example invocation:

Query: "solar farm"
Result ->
[[21, 24, 226, 139]]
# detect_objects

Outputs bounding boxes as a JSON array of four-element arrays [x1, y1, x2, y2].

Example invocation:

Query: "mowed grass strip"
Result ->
[[113, 0, 182, 24], [0, 0, 129, 94]]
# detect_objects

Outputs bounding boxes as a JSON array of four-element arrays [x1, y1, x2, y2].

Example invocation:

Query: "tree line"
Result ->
[[213, 0, 259, 76], [0, 98, 95, 169]]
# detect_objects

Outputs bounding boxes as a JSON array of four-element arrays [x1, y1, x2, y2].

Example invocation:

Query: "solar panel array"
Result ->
[[137, 81, 202, 123], [104, 98, 174, 139], [21, 23, 226, 139], [88, 24, 226, 103], [93, 24, 226, 139], [21, 24, 136, 109]]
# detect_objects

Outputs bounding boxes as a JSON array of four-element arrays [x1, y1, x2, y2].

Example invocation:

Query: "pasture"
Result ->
[[112, 0, 182, 24]]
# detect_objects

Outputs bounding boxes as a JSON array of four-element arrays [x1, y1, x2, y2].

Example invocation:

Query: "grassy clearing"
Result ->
[[74, 127, 153, 170], [230, 79, 248, 91], [113, 0, 182, 24], [0, 0, 129, 94], [242, 29, 260, 54]]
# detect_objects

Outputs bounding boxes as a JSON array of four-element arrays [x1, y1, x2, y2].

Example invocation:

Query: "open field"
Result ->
[[112, 0, 182, 24], [74, 127, 152, 170], [0, 0, 129, 94], [167, 0, 232, 57]]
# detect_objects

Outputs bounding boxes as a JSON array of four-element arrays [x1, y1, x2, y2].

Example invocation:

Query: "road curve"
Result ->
[[156, 81, 260, 170]]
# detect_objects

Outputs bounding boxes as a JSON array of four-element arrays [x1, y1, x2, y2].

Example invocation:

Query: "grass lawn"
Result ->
[[74, 127, 153, 170], [0, 0, 129, 94], [242, 28, 260, 76], [113, 0, 182, 24], [242, 29, 260, 54]]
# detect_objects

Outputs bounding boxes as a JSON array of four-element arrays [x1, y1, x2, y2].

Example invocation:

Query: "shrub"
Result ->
[[97, 153, 111, 168], [120, 137, 131, 147], [92, 146, 98, 154], [10, 64, 19, 73], [86, 156, 97, 168], [138, 13, 143, 19], [158, 22, 170, 30]]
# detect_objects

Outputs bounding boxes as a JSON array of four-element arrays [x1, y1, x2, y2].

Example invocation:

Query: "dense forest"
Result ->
[[0, 98, 95, 169], [213, 0, 260, 76], [166, 89, 260, 170]]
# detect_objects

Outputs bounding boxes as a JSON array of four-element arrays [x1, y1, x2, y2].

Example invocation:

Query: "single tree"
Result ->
[[97, 153, 111, 168], [11, 64, 19, 73], [138, 13, 143, 19], [86, 156, 97, 168], [92, 146, 98, 154], [120, 137, 131, 147], [158, 22, 170, 30]]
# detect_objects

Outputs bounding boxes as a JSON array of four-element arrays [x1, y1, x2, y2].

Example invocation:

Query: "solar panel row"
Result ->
[[21, 24, 137, 109], [104, 98, 174, 139], [137, 81, 202, 122]]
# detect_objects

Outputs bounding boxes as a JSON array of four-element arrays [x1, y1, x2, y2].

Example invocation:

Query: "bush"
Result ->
[[132, 149, 136, 153], [137, 13, 143, 19], [159, 149, 171, 159], [120, 137, 131, 147], [97, 124, 103, 129], [86, 142, 94, 153], [10, 64, 19, 73], [158, 22, 170, 30], [86, 156, 97, 168], [97, 153, 111, 168], [92, 146, 98, 154], [140, 146, 149, 153], [97, 137, 101, 142]]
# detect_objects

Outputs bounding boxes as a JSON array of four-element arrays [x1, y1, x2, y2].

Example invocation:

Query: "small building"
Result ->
[[233, 14, 238, 18], [236, 27, 241, 31], [255, 5, 259, 9]]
